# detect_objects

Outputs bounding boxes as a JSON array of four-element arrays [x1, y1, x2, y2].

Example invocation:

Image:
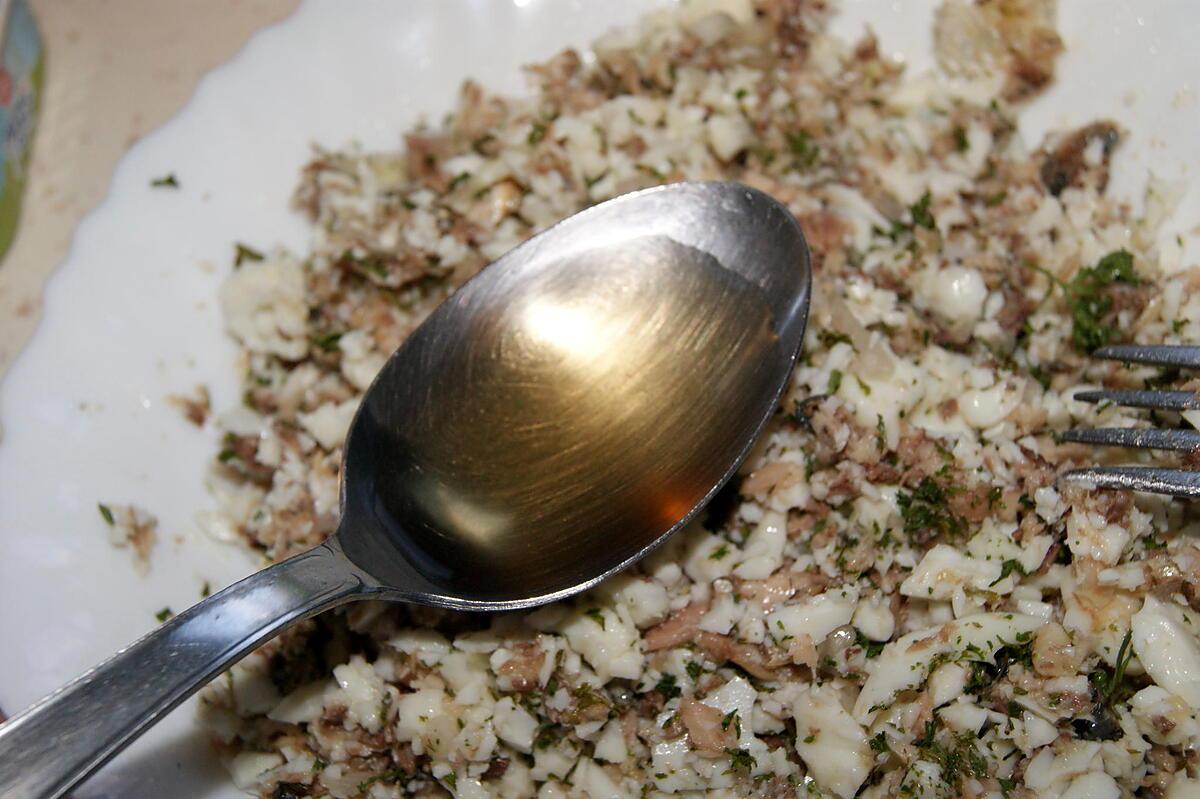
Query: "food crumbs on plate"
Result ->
[[99, 502, 157, 574], [193, 1, 1200, 796], [233, 242, 264, 267], [167, 384, 211, 427]]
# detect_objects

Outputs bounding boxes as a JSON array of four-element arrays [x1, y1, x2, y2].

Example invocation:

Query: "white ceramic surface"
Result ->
[[0, 1, 1197, 796]]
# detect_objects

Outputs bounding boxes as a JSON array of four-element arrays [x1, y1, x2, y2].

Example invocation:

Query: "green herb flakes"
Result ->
[[655, 673, 681, 700], [234, 242, 265, 267], [897, 475, 964, 543], [786, 131, 819, 170], [584, 607, 606, 629], [1067, 249, 1139, 352], [910, 191, 935, 230], [528, 121, 548, 146]]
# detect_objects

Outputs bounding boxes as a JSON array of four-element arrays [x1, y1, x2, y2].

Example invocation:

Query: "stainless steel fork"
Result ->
[[1060, 344, 1200, 497]]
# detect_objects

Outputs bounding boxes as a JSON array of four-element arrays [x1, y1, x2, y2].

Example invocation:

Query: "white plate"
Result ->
[[1, 1, 1197, 796]]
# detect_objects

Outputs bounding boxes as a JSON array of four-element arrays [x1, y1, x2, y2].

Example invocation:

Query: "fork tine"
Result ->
[[1094, 344, 1200, 369], [1061, 427, 1200, 451], [1073, 389, 1200, 411], [1060, 466, 1200, 498]]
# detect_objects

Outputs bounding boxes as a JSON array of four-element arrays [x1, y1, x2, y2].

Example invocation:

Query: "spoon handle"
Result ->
[[0, 538, 367, 799]]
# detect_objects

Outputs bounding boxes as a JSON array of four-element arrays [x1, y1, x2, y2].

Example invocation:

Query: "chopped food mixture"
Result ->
[[199, 1, 1200, 796]]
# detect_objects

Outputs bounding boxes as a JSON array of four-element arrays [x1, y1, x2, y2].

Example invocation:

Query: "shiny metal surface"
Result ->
[[1061, 427, 1200, 452], [0, 181, 811, 798], [1062, 344, 1200, 500], [1094, 343, 1200, 369], [1061, 466, 1200, 497], [1073, 389, 1200, 411], [0, 543, 362, 799], [343, 183, 811, 603]]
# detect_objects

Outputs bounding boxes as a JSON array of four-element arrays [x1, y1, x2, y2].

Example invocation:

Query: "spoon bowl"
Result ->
[[342, 181, 811, 606], [0, 181, 810, 798]]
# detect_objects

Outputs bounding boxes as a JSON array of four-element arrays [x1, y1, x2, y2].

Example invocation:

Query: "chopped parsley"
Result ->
[[150, 173, 179, 188], [952, 125, 968, 152], [1029, 364, 1051, 390], [1066, 249, 1139, 352], [964, 635, 1034, 696], [818, 329, 854, 349], [584, 607, 606, 629], [533, 722, 564, 750], [721, 710, 742, 738], [635, 163, 667, 181], [686, 660, 703, 682], [897, 475, 964, 543], [337, 248, 391, 279], [709, 543, 730, 561], [573, 682, 608, 714], [854, 628, 885, 658], [234, 242, 265, 267], [963, 661, 995, 695], [913, 719, 988, 789], [989, 558, 1026, 586], [154, 607, 173, 623], [654, 673, 681, 700], [200, 581, 211, 599], [1143, 533, 1167, 551], [310, 330, 344, 352], [98, 502, 115, 526], [528, 121, 548, 145], [724, 747, 756, 775], [875, 192, 938, 241], [909, 191, 935, 230], [1089, 629, 1135, 705], [356, 770, 408, 792], [827, 368, 843, 393], [786, 131, 820, 170]]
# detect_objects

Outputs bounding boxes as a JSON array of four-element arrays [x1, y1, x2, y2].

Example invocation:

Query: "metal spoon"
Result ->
[[0, 181, 811, 798]]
